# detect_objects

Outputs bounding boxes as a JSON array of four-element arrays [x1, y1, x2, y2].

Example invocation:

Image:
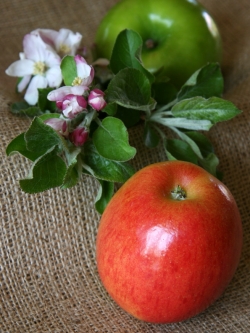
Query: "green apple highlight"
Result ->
[[94, 0, 222, 88]]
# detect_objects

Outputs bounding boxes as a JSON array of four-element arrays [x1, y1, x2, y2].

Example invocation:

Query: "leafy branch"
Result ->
[[6, 29, 241, 213]]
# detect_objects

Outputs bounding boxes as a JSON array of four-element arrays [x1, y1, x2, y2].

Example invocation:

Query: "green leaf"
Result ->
[[61, 163, 79, 189], [38, 88, 56, 112], [115, 105, 141, 128], [105, 67, 156, 112], [61, 147, 82, 189], [25, 116, 65, 155], [6, 132, 41, 161], [199, 153, 219, 177], [143, 122, 160, 148], [93, 117, 136, 162], [172, 96, 241, 124], [165, 139, 198, 164], [10, 101, 43, 117], [177, 63, 224, 101], [152, 81, 177, 106], [168, 128, 219, 177], [102, 102, 117, 116], [95, 179, 114, 214], [184, 131, 214, 157], [19, 147, 67, 193], [110, 29, 154, 84], [61, 55, 77, 86], [170, 127, 203, 159], [151, 116, 212, 131], [83, 141, 135, 182]]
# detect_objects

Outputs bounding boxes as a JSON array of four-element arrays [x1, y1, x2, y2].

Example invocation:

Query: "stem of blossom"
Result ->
[[84, 109, 97, 128]]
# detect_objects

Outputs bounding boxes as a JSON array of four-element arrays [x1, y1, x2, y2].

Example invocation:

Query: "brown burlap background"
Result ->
[[0, 0, 250, 332]]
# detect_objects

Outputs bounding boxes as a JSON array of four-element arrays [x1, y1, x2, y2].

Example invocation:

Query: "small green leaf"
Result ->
[[83, 141, 135, 182], [110, 29, 154, 84], [25, 116, 65, 155], [177, 63, 224, 101], [61, 163, 79, 189], [38, 88, 56, 112], [93, 117, 136, 162], [184, 131, 214, 157], [6, 132, 41, 161], [143, 122, 160, 148], [172, 96, 241, 124], [61, 55, 77, 86], [105, 67, 156, 112], [170, 127, 203, 159], [95, 179, 115, 214], [199, 153, 219, 177], [165, 139, 198, 164], [19, 147, 67, 193], [10, 101, 43, 117]]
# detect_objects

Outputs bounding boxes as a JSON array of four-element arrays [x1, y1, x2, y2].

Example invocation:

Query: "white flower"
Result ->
[[32, 28, 82, 56], [5, 33, 62, 105], [48, 55, 94, 102]]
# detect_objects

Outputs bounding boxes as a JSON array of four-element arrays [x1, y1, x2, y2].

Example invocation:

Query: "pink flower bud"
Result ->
[[69, 127, 88, 146], [61, 94, 87, 118], [88, 88, 107, 111], [44, 118, 68, 136]]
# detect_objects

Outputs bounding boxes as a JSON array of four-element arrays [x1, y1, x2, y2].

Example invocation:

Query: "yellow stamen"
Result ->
[[33, 61, 46, 75], [72, 76, 83, 86], [59, 44, 71, 56]]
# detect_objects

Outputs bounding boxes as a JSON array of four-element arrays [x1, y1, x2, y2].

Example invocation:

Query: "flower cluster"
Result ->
[[6, 28, 107, 147]]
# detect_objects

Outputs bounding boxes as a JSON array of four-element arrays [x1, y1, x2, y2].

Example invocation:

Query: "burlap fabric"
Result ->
[[0, 0, 250, 332]]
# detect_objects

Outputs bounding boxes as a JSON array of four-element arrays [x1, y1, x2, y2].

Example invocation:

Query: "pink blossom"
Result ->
[[47, 55, 94, 102], [88, 88, 107, 111], [31, 28, 82, 56], [57, 94, 87, 119], [69, 127, 88, 146], [44, 118, 68, 136]]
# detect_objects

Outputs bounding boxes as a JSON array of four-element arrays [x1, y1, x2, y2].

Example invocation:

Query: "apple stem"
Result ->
[[171, 185, 186, 201], [145, 39, 157, 49]]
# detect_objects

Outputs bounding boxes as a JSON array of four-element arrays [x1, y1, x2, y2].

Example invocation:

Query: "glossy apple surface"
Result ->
[[96, 161, 242, 323], [94, 0, 222, 88]]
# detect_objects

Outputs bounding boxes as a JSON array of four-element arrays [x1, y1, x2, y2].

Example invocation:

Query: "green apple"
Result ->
[[94, 0, 222, 88]]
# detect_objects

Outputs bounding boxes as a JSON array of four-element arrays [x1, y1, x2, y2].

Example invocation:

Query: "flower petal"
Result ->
[[46, 65, 62, 87], [31, 28, 59, 48], [23, 33, 48, 62], [17, 75, 32, 92], [24, 75, 47, 105], [74, 55, 91, 78], [55, 29, 82, 55], [5, 59, 34, 77], [47, 85, 86, 101]]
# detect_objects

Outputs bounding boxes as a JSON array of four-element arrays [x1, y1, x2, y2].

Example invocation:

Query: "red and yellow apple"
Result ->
[[96, 161, 242, 323]]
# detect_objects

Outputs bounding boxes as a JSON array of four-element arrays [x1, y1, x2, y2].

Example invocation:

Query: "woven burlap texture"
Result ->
[[0, 0, 249, 332]]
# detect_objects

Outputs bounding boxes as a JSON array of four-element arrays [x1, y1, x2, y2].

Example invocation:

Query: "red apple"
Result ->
[[96, 161, 242, 323]]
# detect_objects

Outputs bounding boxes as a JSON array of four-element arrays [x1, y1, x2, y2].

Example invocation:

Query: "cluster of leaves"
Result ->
[[6, 29, 241, 213]]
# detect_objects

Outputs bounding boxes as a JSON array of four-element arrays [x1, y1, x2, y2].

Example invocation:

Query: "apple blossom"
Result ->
[[5, 33, 62, 105], [69, 126, 88, 146], [57, 94, 87, 119], [32, 28, 82, 56], [47, 55, 94, 102], [88, 88, 107, 111], [44, 118, 68, 136]]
